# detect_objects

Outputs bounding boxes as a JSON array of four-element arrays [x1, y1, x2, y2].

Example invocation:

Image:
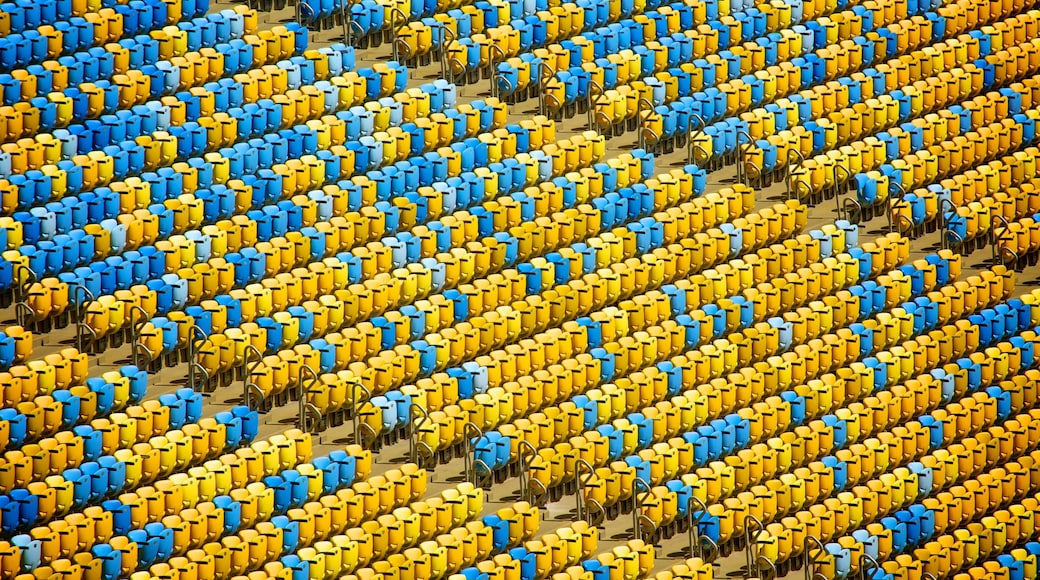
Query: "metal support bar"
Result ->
[[389, 7, 407, 62], [72, 286, 95, 352], [439, 25, 456, 82], [992, 214, 1013, 265], [860, 553, 881, 580], [587, 80, 604, 132], [186, 325, 207, 393], [688, 495, 709, 559], [128, 305, 150, 367], [887, 182, 907, 233], [297, 364, 322, 433], [463, 421, 483, 485], [637, 98, 654, 150], [350, 379, 372, 446], [804, 535, 827, 580], [242, 344, 265, 409], [735, 129, 754, 186], [744, 514, 765, 580], [573, 458, 593, 522], [408, 403, 428, 464], [488, 45, 505, 98], [833, 164, 852, 215], [537, 61, 555, 116], [632, 477, 651, 541], [518, 440, 538, 503]]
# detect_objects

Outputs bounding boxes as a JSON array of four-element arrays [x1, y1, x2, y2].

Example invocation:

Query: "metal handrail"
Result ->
[[408, 403, 428, 464], [438, 25, 456, 82], [396, 37, 413, 62], [587, 80, 604, 132], [339, 0, 352, 45], [687, 112, 706, 145], [584, 497, 605, 524], [804, 535, 827, 580], [242, 344, 265, 409], [134, 343, 155, 369], [688, 495, 709, 559], [841, 197, 863, 224], [860, 553, 881, 580], [744, 160, 761, 187], [887, 181, 907, 233], [297, 364, 322, 433], [744, 514, 765, 580], [792, 179, 812, 202], [942, 229, 964, 252], [687, 117, 708, 167], [473, 459, 493, 488], [78, 322, 98, 351], [757, 556, 777, 580], [785, 149, 806, 200], [894, 213, 914, 236], [518, 440, 538, 503], [388, 7, 408, 63], [128, 305, 150, 366], [463, 421, 482, 484], [632, 477, 651, 541], [700, 536, 720, 562], [536, 61, 555, 116], [348, 20, 364, 47], [71, 286, 94, 348], [833, 163, 852, 213], [689, 144, 709, 167], [637, 98, 654, 150], [13, 264, 36, 303], [992, 214, 1013, 265], [938, 197, 957, 247], [735, 129, 754, 185], [186, 324, 208, 392], [922, 574, 937, 580], [448, 57, 466, 82], [350, 379, 372, 446], [14, 302, 36, 330], [573, 458, 594, 522], [495, 74, 514, 103], [488, 45, 505, 98]]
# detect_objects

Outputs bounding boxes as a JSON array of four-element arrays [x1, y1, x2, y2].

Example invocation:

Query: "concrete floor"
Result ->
[[5, 3, 1040, 579]]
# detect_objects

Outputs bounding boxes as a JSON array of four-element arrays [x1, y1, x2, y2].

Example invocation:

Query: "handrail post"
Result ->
[[129, 305, 150, 368], [744, 514, 765, 580], [242, 344, 265, 409], [573, 458, 593, 522], [793, 179, 812, 203], [688, 495, 709, 559], [992, 214, 1012, 264], [439, 25, 456, 83], [408, 403, 428, 464], [860, 553, 881, 580], [518, 440, 539, 504], [389, 7, 407, 62], [888, 181, 907, 233], [833, 163, 851, 216], [804, 535, 826, 580], [350, 378, 371, 446], [735, 129, 754, 186], [686, 113, 707, 167], [537, 61, 555, 115], [13, 264, 37, 329], [488, 45, 505, 98], [186, 325, 207, 393], [785, 149, 805, 200], [297, 364, 320, 433], [587, 80, 604, 133], [744, 160, 761, 188], [632, 477, 651, 541], [637, 98, 654, 150], [463, 421, 483, 485], [72, 286, 95, 352]]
